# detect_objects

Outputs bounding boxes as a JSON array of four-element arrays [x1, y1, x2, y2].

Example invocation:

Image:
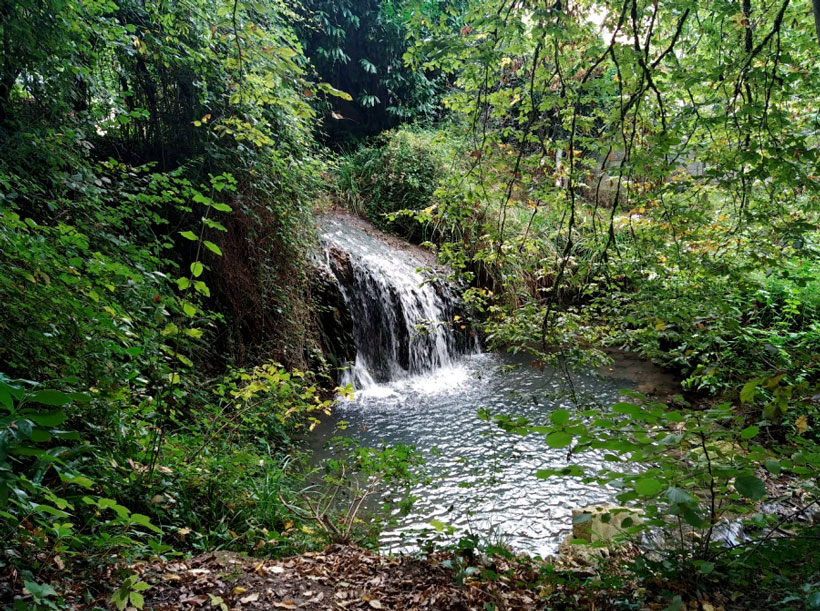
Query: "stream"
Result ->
[[314, 215, 669, 557]]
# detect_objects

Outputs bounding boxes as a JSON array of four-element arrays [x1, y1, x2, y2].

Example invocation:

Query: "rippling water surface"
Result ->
[[313, 352, 636, 557]]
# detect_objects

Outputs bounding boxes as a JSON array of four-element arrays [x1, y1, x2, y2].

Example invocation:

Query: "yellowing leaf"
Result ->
[[796, 415, 809, 435]]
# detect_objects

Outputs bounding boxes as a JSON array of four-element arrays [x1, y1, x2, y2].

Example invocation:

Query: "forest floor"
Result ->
[[90, 544, 738, 611], [129, 546, 545, 610]]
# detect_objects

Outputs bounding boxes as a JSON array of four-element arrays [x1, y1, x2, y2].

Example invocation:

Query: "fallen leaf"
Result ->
[[796, 415, 809, 435], [233, 586, 248, 595], [369, 600, 383, 609], [273, 601, 298, 609], [240, 592, 260, 603]]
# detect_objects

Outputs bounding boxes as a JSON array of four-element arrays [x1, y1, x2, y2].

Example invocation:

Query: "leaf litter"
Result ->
[[139, 545, 541, 610]]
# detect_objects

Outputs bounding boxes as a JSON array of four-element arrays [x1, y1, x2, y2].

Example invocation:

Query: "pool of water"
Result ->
[[311, 352, 638, 558]]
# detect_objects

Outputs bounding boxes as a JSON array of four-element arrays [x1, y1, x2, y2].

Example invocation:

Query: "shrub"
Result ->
[[335, 127, 456, 238]]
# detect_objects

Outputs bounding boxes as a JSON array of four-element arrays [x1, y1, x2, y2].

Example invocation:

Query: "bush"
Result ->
[[334, 127, 456, 238]]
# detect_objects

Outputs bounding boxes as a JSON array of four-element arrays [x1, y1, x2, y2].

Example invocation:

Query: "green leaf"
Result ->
[[545, 431, 573, 448], [695, 560, 715, 574], [210, 202, 232, 212], [26, 409, 67, 427], [667, 487, 694, 505], [180, 230, 198, 241], [0, 431, 9, 464], [734, 474, 766, 499], [33, 504, 69, 518], [193, 280, 210, 297], [0, 381, 16, 410], [635, 477, 664, 496], [763, 459, 781, 475], [30, 428, 52, 442], [182, 302, 197, 317], [202, 240, 222, 256], [740, 377, 763, 404], [24, 580, 57, 601], [130, 591, 145, 609], [131, 513, 163, 534], [29, 389, 71, 406], [190, 261, 204, 277], [682, 506, 709, 528], [177, 277, 191, 290], [740, 425, 759, 439], [550, 409, 570, 426]]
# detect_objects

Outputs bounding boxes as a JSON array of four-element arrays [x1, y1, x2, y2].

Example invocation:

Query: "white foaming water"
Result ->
[[320, 217, 473, 387]]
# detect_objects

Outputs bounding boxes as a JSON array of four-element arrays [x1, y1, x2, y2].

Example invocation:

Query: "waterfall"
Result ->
[[319, 217, 470, 388]]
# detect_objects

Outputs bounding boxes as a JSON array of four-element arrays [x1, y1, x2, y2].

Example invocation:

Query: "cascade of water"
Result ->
[[319, 217, 470, 387]]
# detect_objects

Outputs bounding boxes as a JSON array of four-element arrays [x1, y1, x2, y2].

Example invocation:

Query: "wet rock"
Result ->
[[571, 505, 644, 543], [558, 506, 644, 567], [327, 245, 353, 286], [310, 261, 355, 379]]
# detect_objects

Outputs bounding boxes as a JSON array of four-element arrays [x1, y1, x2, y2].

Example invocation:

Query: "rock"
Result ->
[[310, 261, 355, 379], [571, 505, 643, 543], [558, 506, 644, 568]]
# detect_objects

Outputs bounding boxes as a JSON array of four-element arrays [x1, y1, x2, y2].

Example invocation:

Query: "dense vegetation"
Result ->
[[1, 0, 819, 608]]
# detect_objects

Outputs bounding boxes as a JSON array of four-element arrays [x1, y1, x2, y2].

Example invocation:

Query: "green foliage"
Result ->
[[299, 0, 445, 141], [334, 126, 460, 237]]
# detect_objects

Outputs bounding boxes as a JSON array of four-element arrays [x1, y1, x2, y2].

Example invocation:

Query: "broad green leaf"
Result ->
[[734, 474, 766, 499], [740, 378, 763, 404], [29, 390, 71, 406], [666, 487, 694, 505], [24, 580, 57, 601], [635, 477, 664, 496], [550, 409, 570, 426], [190, 261, 204, 277], [193, 281, 210, 297], [130, 591, 145, 609], [203, 240, 222, 256], [739, 425, 759, 440], [180, 230, 198, 241], [131, 513, 163, 533], [33, 504, 69, 518], [26, 409, 67, 427], [30, 428, 51, 442], [545, 431, 573, 448]]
